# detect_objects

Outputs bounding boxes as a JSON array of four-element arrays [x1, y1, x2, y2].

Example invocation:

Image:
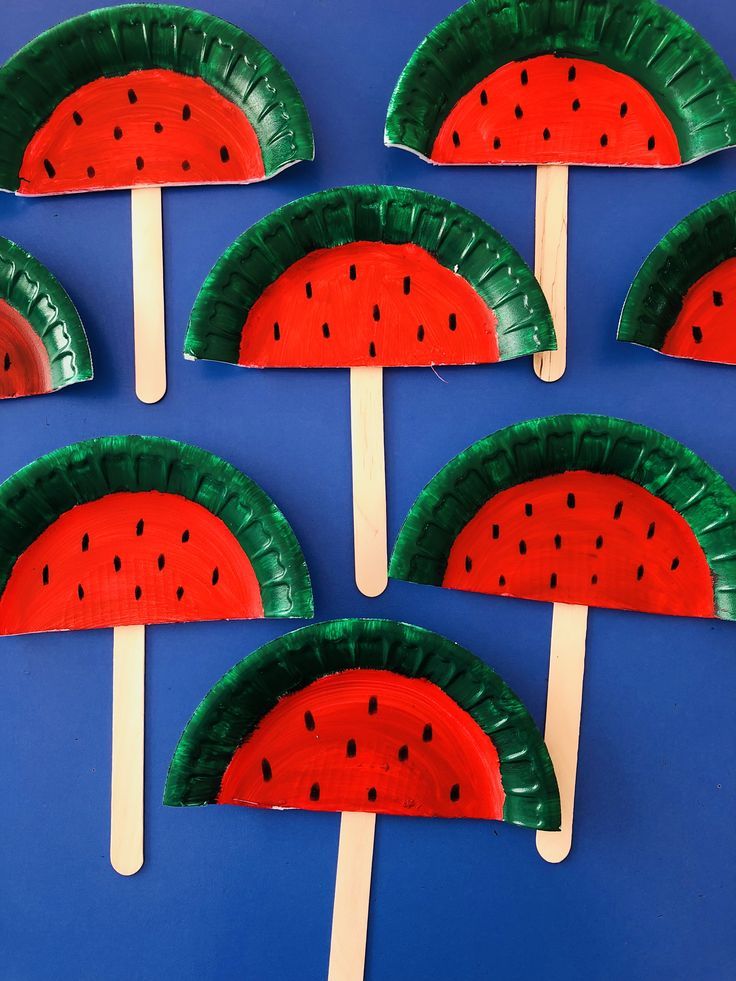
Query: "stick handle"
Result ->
[[131, 186, 166, 404], [350, 366, 388, 597], [533, 164, 569, 383], [111, 624, 145, 876], [537, 602, 588, 863], [328, 811, 377, 981]]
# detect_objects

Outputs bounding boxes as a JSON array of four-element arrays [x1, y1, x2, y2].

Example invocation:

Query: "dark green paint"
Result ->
[[0, 436, 313, 618], [164, 618, 561, 831], [0, 237, 92, 389], [385, 0, 736, 164], [185, 184, 555, 363], [0, 4, 314, 190], [618, 192, 736, 350], [390, 414, 736, 620]]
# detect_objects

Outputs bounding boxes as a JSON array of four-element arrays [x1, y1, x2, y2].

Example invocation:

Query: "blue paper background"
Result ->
[[1, 1, 735, 978]]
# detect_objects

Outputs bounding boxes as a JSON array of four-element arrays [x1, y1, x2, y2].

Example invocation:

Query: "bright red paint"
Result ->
[[0, 299, 51, 398], [661, 258, 736, 364], [218, 668, 505, 819], [238, 241, 499, 367], [0, 491, 264, 634], [19, 69, 264, 195], [444, 471, 714, 617], [433, 55, 680, 167]]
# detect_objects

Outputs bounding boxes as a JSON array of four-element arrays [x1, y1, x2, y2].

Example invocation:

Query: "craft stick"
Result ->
[[533, 165, 569, 383], [111, 624, 145, 876], [328, 811, 377, 981], [131, 186, 166, 404], [537, 602, 588, 863], [350, 367, 388, 597]]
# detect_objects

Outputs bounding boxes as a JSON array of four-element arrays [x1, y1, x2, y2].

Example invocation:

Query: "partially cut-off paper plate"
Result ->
[[618, 192, 736, 364]]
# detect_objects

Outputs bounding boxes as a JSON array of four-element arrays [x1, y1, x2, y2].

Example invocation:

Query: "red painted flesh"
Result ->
[[0, 491, 264, 635], [661, 258, 736, 364], [444, 471, 714, 617], [433, 55, 680, 166], [218, 668, 505, 820], [19, 69, 264, 195], [0, 298, 52, 398], [238, 241, 499, 368]]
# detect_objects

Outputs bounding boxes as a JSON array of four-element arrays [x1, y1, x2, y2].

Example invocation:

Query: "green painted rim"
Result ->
[[390, 414, 736, 620], [618, 191, 736, 351], [0, 3, 314, 190], [185, 184, 555, 364], [0, 436, 313, 618], [385, 0, 736, 165], [0, 237, 92, 390], [164, 618, 560, 831]]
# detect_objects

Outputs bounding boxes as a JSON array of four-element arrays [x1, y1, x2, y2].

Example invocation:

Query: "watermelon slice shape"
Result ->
[[0, 435, 312, 875], [385, 0, 736, 381], [0, 4, 314, 402], [618, 192, 736, 365], [186, 183, 554, 596], [164, 618, 559, 971], [0, 236, 92, 399], [390, 413, 736, 861]]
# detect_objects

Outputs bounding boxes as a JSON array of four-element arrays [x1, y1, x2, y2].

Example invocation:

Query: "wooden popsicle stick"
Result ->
[[533, 164, 569, 383], [328, 811, 377, 981], [350, 366, 388, 597], [110, 624, 145, 876], [537, 602, 589, 863], [131, 186, 166, 404]]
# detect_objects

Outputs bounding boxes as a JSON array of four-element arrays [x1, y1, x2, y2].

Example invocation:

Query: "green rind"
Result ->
[[0, 436, 313, 619], [0, 237, 92, 390], [390, 414, 736, 620], [0, 3, 314, 190], [618, 192, 736, 350], [185, 184, 556, 364], [385, 0, 736, 164], [163, 618, 560, 831]]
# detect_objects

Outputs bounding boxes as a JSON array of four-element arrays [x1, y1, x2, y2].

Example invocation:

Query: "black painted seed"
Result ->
[[81, 533, 89, 552], [567, 493, 576, 509], [637, 564, 645, 581], [448, 313, 457, 331], [136, 519, 144, 536], [310, 783, 320, 801], [176, 586, 184, 600], [521, 69, 529, 85], [182, 104, 191, 121], [77, 583, 84, 600], [692, 326, 703, 343], [480, 89, 488, 105], [550, 572, 558, 588], [349, 263, 357, 280], [369, 341, 376, 358], [519, 540, 527, 555], [403, 275, 411, 295], [73, 110, 83, 126], [305, 281, 312, 299], [182, 529, 190, 543], [492, 524, 500, 540], [220, 145, 230, 163], [595, 535, 603, 549], [600, 134, 609, 147], [398, 745, 409, 762], [42, 564, 49, 585], [499, 574, 506, 587], [525, 503, 533, 516], [322, 323, 330, 338], [136, 156, 144, 170], [128, 88, 137, 104], [373, 304, 380, 321], [114, 556, 122, 573], [417, 324, 425, 342], [346, 738, 357, 758], [572, 99, 581, 112], [87, 166, 95, 178], [304, 710, 316, 731], [647, 136, 656, 151], [261, 759, 272, 781], [422, 723, 433, 742], [3, 353, 9, 371], [568, 65, 577, 82], [452, 130, 461, 147], [671, 557, 680, 570], [493, 136, 502, 149], [554, 534, 562, 550], [273, 322, 281, 341], [43, 159, 55, 178], [157, 554, 165, 571], [714, 291, 724, 307], [647, 522, 656, 539], [515, 104, 524, 119], [368, 787, 377, 802], [450, 783, 460, 802], [543, 128, 551, 141], [135, 585, 142, 600], [620, 102, 628, 117], [114, 126, 123, 140], [465, 555, 473, 572], [591, 574, 598, 585], [154, 121, 163, 133], [181, 160, 190, 171], [211, 567, 219, 586], [368, 696, 378, 715], [614, 500, 624, 520]]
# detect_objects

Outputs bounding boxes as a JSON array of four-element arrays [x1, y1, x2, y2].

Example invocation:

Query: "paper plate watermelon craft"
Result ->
[[385, 0, 736, 381], [0, 436, 313, 875], [0, 4, 313, 404], [165, 618, 559, 981], [390, 414, 736, 862], [0, 236, 92, 399], [619, 191, 736, 365], [185, 184, 555, 597]]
